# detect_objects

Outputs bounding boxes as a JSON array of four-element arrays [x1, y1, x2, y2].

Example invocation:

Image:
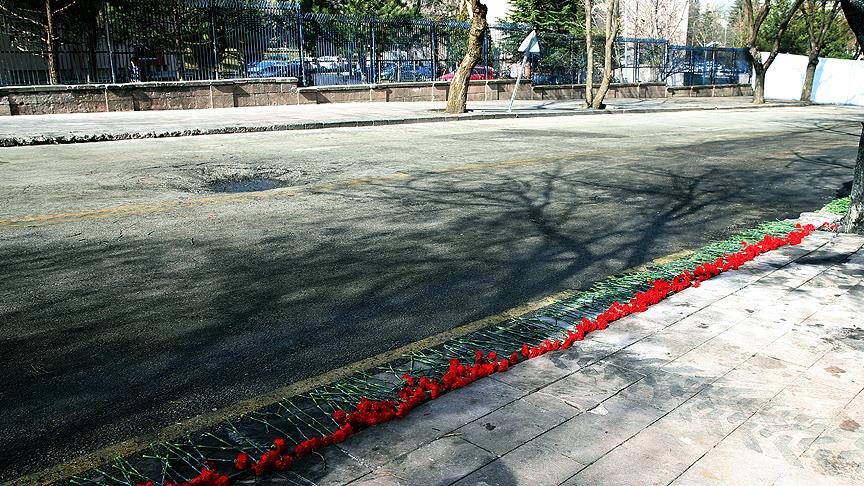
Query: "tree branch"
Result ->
[[816, 0, 842, 47], [764, 0, 805, 69], [55, 0, 79, 16], [0, 3, 44, 28]]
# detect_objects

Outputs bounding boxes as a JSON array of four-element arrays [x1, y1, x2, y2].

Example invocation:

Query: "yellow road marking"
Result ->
[[0, 154, 563, 229]]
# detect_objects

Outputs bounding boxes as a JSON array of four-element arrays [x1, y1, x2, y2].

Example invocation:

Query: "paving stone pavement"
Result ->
[[251, 228, 864, 486]]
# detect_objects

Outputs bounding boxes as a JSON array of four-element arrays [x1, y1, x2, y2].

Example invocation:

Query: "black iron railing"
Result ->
[[0, 0, 750, 87]]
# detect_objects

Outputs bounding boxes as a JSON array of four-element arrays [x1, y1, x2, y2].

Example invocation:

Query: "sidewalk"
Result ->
[[288, 220, 864, 485], [0, 97, 802, 147]]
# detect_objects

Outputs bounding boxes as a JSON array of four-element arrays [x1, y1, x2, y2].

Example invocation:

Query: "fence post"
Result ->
[[431, 21, 438, 80], [483, 32, 489, 73], [209, 0, 219, 80], [102, 0, 116, 83], [296, 6, 306, 86], [662, 41, 668, 83], [175, 6, 186, 81], [370, 20, 377, 83], [710, 47, 716, 85], [688, 49, 694, 86]]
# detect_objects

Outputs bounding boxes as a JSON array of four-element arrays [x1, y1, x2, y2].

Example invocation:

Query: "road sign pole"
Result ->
[[508, 53, 528, 113], [509, 30, 540, 113]]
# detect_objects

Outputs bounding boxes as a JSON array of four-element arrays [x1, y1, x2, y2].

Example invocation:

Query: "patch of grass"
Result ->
[[822, 197, 850, 215]]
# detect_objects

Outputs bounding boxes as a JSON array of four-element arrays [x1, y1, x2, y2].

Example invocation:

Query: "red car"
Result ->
[[440, 66, 495, 81]]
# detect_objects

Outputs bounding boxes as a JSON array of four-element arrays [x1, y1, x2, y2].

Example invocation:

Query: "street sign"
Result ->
[[518, 30, 540, 54]]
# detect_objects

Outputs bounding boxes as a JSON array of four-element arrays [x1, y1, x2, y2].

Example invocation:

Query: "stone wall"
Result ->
[[1, 78, 300, 115], [0, 78, 753, 116], [296, 81, 672, 104], [666, 84, 754, 98]]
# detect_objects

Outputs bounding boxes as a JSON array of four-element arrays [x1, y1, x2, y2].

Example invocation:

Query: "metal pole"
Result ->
[[483, 33, 488, 74], [711, 48, 716, 85], [370, 21, 377, 83], [210, 0, 219, 80], [297, 6, 306, 86], [102, 0, 116, 83], [508, 53, 527, 113], [662, 41, 668, 84], [431, 21, 437, 80]]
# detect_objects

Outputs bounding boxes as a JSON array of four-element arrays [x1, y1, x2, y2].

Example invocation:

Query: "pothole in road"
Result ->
[[206, 177, 287, 193], [195, 165, 300, 193]]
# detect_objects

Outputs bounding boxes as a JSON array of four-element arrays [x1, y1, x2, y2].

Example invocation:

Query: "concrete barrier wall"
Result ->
[[759, 52, 864, 106], [0, 78, 753, 116]]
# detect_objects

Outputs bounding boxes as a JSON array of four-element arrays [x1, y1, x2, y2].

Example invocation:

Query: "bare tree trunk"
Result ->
[[45, 0, 59, 84], [800, 55, 818, 102], [836, 3, 863, 230], [847, 123, 864, 232], [584, 0, 593, 107], [591, 0, 619, 109], [801, 0, 841, 103], [751, 59, 766, 103], [445, 0, 488, 114]]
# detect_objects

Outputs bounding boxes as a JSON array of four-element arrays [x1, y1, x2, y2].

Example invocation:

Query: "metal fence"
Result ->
[[0, 0, 750, 87], [664, 45, 752, 86]]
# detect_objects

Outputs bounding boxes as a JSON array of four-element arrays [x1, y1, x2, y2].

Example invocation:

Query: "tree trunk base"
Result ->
[[846, 206, 864, 234], [846, 123, 864, 233]]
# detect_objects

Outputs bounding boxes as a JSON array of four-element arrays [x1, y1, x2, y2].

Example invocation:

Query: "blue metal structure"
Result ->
[[664, 45, 752, 86]]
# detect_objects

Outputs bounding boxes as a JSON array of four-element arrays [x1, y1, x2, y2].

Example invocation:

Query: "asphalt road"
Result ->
[[0, 105, 861, 480]]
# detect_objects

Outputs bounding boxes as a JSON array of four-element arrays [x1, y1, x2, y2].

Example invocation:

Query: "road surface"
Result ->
[[0, 105, 860, 480]]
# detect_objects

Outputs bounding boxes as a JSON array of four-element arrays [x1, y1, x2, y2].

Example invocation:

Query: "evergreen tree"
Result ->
[[343, 0, 419, 17], [507, 0, 584, 33]]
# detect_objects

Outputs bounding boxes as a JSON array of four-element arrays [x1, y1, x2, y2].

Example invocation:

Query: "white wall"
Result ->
[[760, 52, 864, 106]]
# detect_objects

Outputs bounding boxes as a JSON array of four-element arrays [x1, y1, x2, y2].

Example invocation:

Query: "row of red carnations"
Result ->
[[137, 223, 820, 486]]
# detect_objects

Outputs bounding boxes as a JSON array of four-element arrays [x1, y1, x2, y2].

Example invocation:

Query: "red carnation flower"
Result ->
[[234, 452, 252, 470], [333, 409, 347, 424]]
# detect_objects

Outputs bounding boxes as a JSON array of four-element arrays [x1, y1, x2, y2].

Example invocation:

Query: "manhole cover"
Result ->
[[206, 177, 286, 193]]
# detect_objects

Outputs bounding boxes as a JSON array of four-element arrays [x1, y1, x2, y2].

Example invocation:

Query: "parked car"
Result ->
[[531, 73, 577, 85], [247, 58, 309, 78], [380, 64, 434, 82], [316, 56, 344, 71], [440, 66, 495, 81]]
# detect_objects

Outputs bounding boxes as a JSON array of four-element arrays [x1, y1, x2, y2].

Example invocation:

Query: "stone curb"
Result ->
[[0, 101, 805, 147]]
